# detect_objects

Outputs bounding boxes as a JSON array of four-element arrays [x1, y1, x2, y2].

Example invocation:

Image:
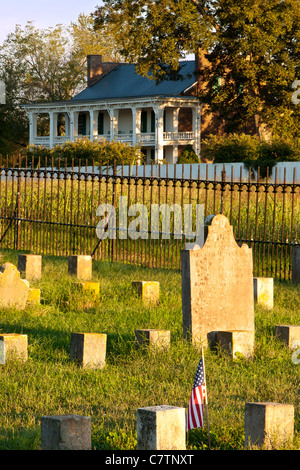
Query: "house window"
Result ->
[[151, 111, 155, 132], [98, 112, 104, 135], [78, 112, 87, 135], [141, 111, 147, 133]]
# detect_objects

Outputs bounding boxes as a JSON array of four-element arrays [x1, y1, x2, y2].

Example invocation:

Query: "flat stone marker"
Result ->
[[0, 333, 28, 364], [244, 402, 294, 449], [253, 277, 273, 309], [208, 330, 254, 359], [137, 405, 186, 450], [0, 262, 30, 309], [181, 214, 255, 347], [274, 325, 300, 350], [68, 255, 92, 281], [135, 329, 170, 352], [27, 288, 41, 305], [292, 246, 300, 284], [70, 332, 107, 369], [132, 281, 159, 305], [18, 254, 42, 281], [73, 281, 100, 299], [41, 415, 92, 450]]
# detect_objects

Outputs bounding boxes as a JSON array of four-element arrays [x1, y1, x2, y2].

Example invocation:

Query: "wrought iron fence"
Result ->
[[0, 155, 299, 280]]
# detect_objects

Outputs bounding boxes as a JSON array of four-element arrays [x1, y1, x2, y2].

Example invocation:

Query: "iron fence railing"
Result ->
[[0, 156, 299, 280]]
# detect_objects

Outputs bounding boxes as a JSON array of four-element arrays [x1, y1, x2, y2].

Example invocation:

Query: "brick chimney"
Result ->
[[87, 55, 119, 87]]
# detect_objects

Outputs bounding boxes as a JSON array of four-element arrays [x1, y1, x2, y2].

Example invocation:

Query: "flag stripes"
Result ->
[[186, 355, 207, 432]]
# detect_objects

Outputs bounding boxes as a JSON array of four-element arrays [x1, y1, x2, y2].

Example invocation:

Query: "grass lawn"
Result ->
[[0, 249, 299, 450]]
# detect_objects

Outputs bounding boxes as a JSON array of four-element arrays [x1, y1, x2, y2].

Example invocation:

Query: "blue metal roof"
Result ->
[[72, 61, 196, 101]]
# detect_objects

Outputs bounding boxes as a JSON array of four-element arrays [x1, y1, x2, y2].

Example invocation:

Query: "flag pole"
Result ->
[[202, 346, 211, 450]]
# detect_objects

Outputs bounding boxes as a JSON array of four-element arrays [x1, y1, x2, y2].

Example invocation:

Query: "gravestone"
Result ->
[[0, 262, 30, 309], [18, 254, 42, 281], [181, 214, 255, 348], [244, 402, 294, 449], [70, 332, 107, 369], [0, 333, 28, 364], [253, 277, 273, 309], [68, 255, 92, 281], [136, 405, 186, 450], [274, 325, 300, 350], [132, 281, 160, 305], [41, 415, 92, 450], [135, 329, 170, 352], [292, 246, 300, 284]]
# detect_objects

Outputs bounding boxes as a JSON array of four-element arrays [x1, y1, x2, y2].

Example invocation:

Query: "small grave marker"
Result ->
[[132, 281, 160, 305], [135, 329, 170, 352], [244, 402, 294, 449], [136, 405, 186, 450], [274, 325, 300, 349], [253, 277, 273, 309], [41, 415, 92, 450], [70, 332, 107, 369], [68, 255, 92, 281], [18, 254, 42, 281], [0, 333, 28, 364]]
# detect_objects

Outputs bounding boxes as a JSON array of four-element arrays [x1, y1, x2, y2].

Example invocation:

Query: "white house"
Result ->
[[23, 55, 202, 163]]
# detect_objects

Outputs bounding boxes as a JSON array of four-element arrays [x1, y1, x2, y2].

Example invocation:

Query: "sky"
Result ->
[[0, 0, 102, 45]]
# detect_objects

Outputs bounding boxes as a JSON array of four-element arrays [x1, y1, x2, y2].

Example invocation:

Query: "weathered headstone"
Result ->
[[0, 263, 30, 309], [132, 281, 160, 305], [68, 255, 92, 281], [41, 415, 92, 450], [253, 277, 273, 309], [18, 254, 42, 281], [0, 333, 28, 364], [181, 214, 255, 348], [70, 332, 107, 369], [274, 325, 300, 350], [136, 405, 186, 450], [244, 402, 294, 449], [135, 329, 170, 352]]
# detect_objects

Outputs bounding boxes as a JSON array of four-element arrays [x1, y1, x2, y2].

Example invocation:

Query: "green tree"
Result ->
[[94, 0, 300, 140], [0, 14, 121, 155]]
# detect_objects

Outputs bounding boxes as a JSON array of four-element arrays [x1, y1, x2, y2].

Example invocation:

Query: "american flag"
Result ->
[[186, 355, 207, 431]]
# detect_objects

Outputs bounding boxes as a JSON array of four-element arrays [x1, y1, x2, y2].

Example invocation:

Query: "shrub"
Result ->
[[177, 144, 200, 164], [202, 134, 300, 177], [22, 138, 141, 167]]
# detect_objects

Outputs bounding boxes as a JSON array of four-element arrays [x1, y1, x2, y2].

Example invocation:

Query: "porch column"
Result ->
[[89, 109, 99, 142], [28, 112, 38, 146], [109, 108, 119, 141], [132, 107, 141, 146], [172, 107, 179, 133], [49, 112, 58, 148], [69, 110, 79, 142], [154, 105, 164, 162], [192, 105, 202, 157], [64, 113, 70, 140]]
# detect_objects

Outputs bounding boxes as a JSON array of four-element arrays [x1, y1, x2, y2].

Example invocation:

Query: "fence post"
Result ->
[[220, 164, 226, 214]]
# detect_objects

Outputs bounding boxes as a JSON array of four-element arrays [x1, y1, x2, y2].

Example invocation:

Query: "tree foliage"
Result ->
[[202, 133, 300, 176], [94, 0, 300, 140], [0, 14, 121, 155]]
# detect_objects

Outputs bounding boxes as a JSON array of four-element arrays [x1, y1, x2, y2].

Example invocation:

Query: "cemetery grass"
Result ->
[[0, 251, 299, 450]]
